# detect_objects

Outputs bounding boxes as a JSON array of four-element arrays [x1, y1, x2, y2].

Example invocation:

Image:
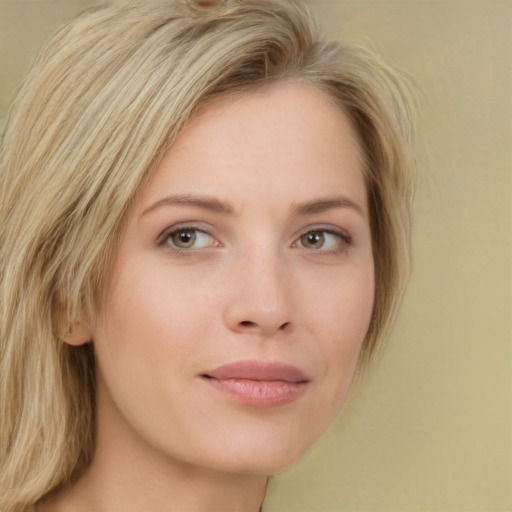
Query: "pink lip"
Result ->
[[201, 361, 310, 407]]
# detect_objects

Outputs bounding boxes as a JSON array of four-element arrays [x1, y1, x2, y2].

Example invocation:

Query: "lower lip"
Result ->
[[202, 377, 307, 407]]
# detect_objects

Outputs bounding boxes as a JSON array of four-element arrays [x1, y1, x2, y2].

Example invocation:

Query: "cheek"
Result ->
[[91, 260, 223, 402], [308, 262, 374, 391], [308, 258, 374, 335], [90, 267, 210, 435], [97, 260, 208, 344]]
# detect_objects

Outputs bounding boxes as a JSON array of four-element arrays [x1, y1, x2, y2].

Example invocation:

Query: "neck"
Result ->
[[38, 383, 268, 512], [47, 456, 267, 512]]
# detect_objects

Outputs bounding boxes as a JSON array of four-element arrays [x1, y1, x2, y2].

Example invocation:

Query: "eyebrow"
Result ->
[[141, 194, 235, 217], [291, 196, 365, 217], [141, 194, 364, 218]]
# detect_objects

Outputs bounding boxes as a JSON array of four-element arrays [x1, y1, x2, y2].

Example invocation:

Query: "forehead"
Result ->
[[138, 82, 366, 211]]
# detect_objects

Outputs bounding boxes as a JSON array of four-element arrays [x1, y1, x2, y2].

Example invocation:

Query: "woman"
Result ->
[[0, 1, 416, 510]]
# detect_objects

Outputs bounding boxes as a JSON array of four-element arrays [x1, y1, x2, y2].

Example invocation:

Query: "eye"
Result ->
[[163, 227, 215, 250], [297, 229, 350, 251]]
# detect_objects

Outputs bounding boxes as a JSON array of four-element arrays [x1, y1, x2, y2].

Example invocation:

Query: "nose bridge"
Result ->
[[242, 240, 286, 312], [225, 239, 293, 335]]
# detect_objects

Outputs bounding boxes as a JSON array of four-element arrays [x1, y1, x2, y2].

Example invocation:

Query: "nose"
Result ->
[[223, 245, 294, 337]]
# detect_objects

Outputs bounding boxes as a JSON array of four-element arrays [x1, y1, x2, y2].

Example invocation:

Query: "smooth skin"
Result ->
[[41, 83, 375, 512]]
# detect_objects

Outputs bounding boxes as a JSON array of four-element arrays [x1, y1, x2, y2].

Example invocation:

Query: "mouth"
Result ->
[[201, 360, 310, 407]]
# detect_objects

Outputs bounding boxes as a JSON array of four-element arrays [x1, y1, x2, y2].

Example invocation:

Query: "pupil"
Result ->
[[303, 232, 324, 248], [173, 230, 196, 248]]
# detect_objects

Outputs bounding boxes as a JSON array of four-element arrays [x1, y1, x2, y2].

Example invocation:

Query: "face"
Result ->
[[91, 83, 374, 476]]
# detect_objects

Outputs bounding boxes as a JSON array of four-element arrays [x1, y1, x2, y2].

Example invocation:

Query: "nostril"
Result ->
[[235, 320, 293, 334], [279, 321, 292, 332]]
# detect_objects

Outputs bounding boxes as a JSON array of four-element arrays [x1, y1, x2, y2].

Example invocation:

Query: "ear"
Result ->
[[61, 320, 92, 346]]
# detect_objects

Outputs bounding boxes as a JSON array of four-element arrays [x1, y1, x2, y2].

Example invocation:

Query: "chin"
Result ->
[[193, 416, 328, 477], [210, 449, 306, 477]]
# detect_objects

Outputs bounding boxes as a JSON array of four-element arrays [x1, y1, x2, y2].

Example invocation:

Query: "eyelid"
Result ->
[[292, 225, 352, 251], [156, 222, 352, 255], [156, 223, 220, 251]]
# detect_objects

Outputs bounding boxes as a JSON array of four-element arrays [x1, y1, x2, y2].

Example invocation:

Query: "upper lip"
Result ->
[[202, 360, 310, 383]]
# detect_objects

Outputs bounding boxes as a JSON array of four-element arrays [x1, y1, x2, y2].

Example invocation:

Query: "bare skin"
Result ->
[[38, 83, 374, 512]]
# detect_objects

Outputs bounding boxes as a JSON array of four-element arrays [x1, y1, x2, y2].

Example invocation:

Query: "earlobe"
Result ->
[[60, 320, 92, 346]]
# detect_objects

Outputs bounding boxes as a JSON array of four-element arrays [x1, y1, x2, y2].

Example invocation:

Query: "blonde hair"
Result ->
[[0, 0, 416, 509]]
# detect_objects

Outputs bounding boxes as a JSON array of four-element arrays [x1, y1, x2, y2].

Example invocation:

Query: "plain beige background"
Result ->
[[1, 1, 510, 511]]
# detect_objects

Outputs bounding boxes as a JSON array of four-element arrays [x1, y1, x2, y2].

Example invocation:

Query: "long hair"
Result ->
[[0, 1, 416, 509]]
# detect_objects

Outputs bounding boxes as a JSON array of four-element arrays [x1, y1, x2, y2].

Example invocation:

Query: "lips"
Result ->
[[201, 360, 310, 407]]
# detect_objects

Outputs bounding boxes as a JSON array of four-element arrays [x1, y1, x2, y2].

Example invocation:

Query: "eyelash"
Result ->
[[157, 224, 217, 254], [294, 228, 352, 253], [157, 225, 352, 255]]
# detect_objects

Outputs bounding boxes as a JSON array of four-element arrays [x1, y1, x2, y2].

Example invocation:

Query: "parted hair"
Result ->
[[0, 0, 416, 510]]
